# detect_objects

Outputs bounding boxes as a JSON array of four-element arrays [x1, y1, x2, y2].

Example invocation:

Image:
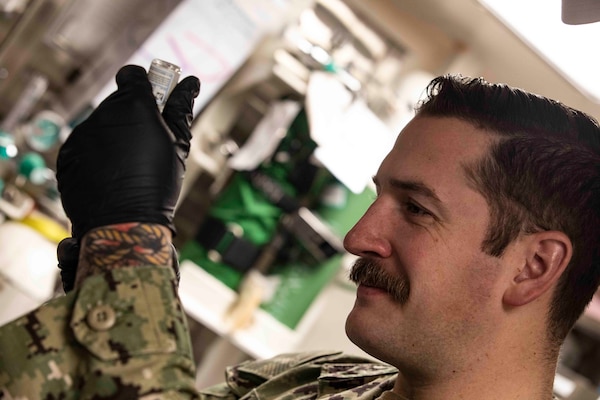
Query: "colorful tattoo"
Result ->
[[74, 223, 173, 289]]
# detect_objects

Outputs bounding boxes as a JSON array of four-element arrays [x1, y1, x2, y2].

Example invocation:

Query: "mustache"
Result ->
[[349, 258, 410, 304]]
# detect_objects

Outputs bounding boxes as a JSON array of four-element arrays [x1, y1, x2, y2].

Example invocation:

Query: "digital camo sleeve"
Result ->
[[0, 265, 199, 399]]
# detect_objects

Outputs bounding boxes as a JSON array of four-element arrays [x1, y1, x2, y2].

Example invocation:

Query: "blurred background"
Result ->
[[0, 1, 599, 398]]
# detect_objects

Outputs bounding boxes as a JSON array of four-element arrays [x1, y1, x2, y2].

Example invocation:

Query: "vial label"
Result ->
[[148, 59, 180, 110]]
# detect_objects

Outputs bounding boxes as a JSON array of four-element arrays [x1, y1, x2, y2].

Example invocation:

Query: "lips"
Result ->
[[357, 283, 389, 296], [358, 279, 388, 292]]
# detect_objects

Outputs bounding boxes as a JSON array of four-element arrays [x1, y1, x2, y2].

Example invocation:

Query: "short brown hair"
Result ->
[[416, 75, 600, 346]]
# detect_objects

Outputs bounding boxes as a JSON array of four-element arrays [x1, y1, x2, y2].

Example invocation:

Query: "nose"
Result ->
[[343, 202, 392, 258]]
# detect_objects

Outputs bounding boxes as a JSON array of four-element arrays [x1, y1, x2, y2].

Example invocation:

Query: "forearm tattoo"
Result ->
[[74, 223, 173, 290]]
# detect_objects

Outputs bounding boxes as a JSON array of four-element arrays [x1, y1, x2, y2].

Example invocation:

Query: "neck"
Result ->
[[392, 334, 558, 400]]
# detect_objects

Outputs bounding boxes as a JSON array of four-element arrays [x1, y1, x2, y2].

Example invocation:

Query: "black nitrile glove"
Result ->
[[56, 65, 200, 239], [57, 237, 79, 293]]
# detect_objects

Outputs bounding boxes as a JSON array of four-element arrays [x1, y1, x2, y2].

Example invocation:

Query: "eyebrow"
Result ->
[[372, 176, 449, 217]]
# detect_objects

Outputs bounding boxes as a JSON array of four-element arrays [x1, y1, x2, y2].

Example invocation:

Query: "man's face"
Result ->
[[344, 116, 510, 375]]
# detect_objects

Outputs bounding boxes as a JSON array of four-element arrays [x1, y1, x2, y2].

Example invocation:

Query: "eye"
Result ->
[[404, 200, 431, 217]]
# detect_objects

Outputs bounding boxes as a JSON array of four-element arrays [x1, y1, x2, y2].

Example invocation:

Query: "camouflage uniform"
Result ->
[[0, 262, 400, 400], [0, 265, 198, 399], [198, 352, 564, 400], [198, 351, 399, 400]]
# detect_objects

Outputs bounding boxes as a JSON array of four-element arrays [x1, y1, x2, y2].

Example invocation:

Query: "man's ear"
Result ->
[[503, 231, 572, 307]]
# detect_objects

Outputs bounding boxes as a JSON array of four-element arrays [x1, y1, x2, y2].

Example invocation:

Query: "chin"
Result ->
[[345, 305, 403, 366], [345, 307, 381, 357]]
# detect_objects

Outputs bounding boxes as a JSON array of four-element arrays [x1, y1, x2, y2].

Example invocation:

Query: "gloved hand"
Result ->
[[56, 65, 200, 239]]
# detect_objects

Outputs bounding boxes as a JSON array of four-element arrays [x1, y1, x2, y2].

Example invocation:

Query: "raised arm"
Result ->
[[1, 65, 201, 399], [56, 65, 199, 291]]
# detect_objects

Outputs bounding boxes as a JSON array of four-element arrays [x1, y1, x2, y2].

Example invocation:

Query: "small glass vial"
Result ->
[[148, 59, 181, 111]]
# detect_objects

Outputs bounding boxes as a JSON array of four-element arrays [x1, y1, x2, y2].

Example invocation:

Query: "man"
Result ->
[[343, 76, 600, 398], [1, 69, 599, 399]]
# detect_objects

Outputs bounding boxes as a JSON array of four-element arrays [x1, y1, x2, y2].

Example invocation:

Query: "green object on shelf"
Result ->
[[18, 152, 47, 184], [179, 172, 286, 290], [179, 108, 373, 330]]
